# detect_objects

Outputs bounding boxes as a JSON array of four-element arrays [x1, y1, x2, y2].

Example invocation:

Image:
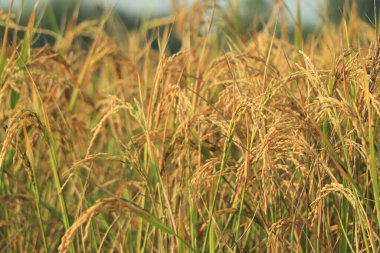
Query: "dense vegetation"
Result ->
[[1, 1, 380, 252]]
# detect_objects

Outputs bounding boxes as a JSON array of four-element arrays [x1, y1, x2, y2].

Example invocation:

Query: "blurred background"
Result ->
[[1, 0, 378, 24], [0, 0, 379, 49], [1, 0, 323, 26]]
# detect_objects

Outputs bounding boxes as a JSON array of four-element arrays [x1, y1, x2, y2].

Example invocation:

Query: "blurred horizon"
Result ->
[[0, 0, 378, 35], [0, 0, 323, 25]]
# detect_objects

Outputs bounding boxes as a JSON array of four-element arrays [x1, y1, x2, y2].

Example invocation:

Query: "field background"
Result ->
[[1, 0, 380, 252]]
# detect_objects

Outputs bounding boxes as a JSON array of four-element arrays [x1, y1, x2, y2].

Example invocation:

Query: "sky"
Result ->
[[284, 0, 323, 25], [97, 0, 323, 24], [93, 0, 323, 25], [0, 0, 324, 25]]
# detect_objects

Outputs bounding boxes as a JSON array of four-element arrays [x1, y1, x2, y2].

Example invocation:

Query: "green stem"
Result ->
[[369, 113, 380, 227]]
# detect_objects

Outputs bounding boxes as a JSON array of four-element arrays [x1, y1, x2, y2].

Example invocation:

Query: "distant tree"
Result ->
[[241, 0, 271, 21], [328, 0, 380, 24], [220, 0, 271, 39]]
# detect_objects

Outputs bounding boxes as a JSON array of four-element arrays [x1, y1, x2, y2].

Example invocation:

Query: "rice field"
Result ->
[[1, 1, 380, 252]]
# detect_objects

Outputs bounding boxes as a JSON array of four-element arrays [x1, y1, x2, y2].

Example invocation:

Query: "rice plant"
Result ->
[[0, 0, 380, 252]]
